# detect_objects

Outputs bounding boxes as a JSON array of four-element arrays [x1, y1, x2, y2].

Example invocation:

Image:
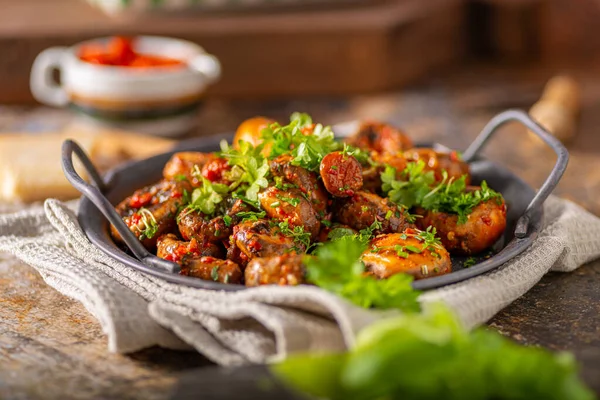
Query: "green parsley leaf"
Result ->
[[273, 303, 594, 400], [174, 174, 188, 182], [357, 220, 383, 244], [211, 265, 219, 281], [237, 210, 267, 222], [261, 113, 340, 172], [276, 194, 301, 207], [219, 140, 270, 202], [382, 161, 503, 224], [381, 161, 436, 209], [464, 257, 477, 268], [223, 215, 233, 227], [184, 177, 230, 216], [304, 235, 420, 312], [327, 227, 356, 241]]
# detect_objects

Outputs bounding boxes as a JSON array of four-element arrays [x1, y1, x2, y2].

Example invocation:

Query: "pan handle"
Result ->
[[462, 109, 569, 239], [61, 140, 180, 274]]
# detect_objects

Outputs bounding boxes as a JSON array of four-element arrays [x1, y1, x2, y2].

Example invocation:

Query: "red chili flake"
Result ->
[[481, 215, 492, 226], [344, 189, 355, 196], [129, 213, 142, 226], [248, 240, 262, 251], [202, 158, 230, 182], [202, 256, 217, 263], [171, 190, 183, 199], [164, 254, 176, 262], [129, 192, 153, 208], [328, 169, 338, 175]]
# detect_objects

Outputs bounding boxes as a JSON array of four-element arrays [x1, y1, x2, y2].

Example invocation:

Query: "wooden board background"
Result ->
[[0, 0, 465, 104]]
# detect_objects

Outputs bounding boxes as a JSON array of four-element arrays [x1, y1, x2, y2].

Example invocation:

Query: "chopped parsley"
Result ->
[[174, 174, 188, 182], [274, 176, 298, 190], [211, 265, 219, 281], [223, 215, 233, 227], [219, 140, 270, 202], [237, 210, 267, 222], [276, 194, 301, 207], [382, 161, 503, 224], [274, 220, 312, 252], [261, 113, 340, 172], [464, 257, 477, 268], [137, 208, 158, 240]]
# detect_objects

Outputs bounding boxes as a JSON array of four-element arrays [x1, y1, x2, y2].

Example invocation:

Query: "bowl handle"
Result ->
[[462, 109, 569, 239], [61, 139, 180, 274], [189, 53, 221, 85], [30, 47, 70, 107]]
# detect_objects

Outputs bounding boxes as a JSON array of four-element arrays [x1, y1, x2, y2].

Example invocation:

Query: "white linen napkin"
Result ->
[[1, 196, 599, 366]]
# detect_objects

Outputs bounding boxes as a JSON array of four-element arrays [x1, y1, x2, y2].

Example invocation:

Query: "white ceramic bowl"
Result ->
[[30, 36, 221, 137]]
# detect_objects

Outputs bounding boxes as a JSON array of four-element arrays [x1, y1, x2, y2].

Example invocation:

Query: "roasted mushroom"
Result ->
[[111, 179, 190, 250], [270, 155, 329, 216], [157, 233, 224, 262], [415, 191, 507, 255], [258, 186, 321, 240], [361, 230, 451, 280], [181, 256, 242, 284], [227, 219, 298, 267], [333, 191, 413, 234], [403, 148, 470, 184], [346, 121, 413, 155], [245, 253, 306, 287]]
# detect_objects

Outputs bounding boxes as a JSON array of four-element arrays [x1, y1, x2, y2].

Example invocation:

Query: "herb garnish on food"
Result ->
[[382, 161, 503, 224], [137, 208, 158, 240], [304, 235, 420, 311]]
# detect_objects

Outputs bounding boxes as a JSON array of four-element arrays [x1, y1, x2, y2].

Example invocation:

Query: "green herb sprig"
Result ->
[[219, 140, 270, 202], [273, 303, 594, 400], [382, 161, 503, 224], [274, 220, 313, 253], [304, 235, 420, 312], [261, 113, 340, 172], [137, 208, 159, 240]]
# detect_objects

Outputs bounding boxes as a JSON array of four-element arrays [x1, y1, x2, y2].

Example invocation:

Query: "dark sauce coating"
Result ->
[[111, 179, 190, 250], [227, 219, 298, 268], [181, 256, 242, 284], [157, 233, 224, 263], [270, 155, 329, 216], [334, 191, 414, 235], [258, 186, 321, 240]]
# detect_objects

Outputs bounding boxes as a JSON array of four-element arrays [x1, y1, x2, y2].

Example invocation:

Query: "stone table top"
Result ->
[[1, 65, 599, 398]]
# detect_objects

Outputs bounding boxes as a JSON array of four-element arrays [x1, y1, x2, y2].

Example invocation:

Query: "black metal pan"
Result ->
[[62, 109, 568, 291]]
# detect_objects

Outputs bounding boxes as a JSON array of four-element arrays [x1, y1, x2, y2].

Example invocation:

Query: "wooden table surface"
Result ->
[[1, 65, 600, 399]]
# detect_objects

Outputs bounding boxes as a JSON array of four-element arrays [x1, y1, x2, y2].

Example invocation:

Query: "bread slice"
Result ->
[[0, 128, 175, 203], [0, 132, 98, 203]]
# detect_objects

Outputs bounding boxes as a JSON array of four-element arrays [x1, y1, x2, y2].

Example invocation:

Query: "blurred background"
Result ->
[[2, 0, 600, 211]]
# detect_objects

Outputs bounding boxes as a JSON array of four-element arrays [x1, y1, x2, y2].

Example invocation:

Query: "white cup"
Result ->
[[31, 36, 221, 137]]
